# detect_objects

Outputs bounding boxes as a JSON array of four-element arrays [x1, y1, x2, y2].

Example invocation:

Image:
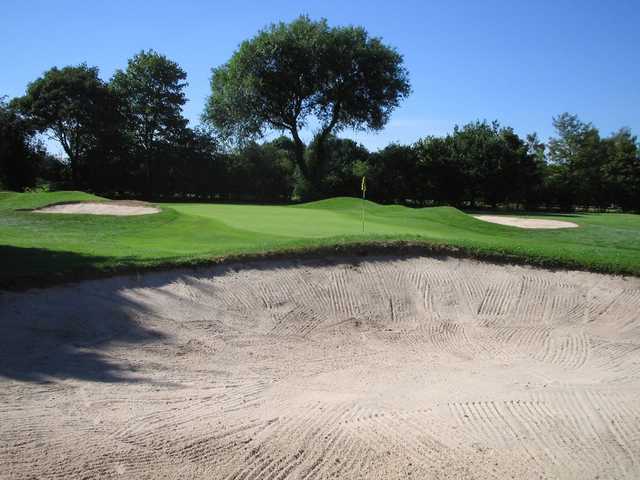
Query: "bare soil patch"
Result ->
[[1, 256, 639, 479], [474, 214, 579, 229], [32, 200, 160, 216]]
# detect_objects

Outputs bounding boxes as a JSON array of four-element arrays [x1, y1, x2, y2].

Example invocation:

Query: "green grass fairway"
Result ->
[[1, 191, 639, 287]]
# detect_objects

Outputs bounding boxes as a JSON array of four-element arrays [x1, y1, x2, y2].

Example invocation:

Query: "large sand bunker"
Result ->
[[32, 201, 160, 216], [474, 215, 579, 229], [1, 256, 640, 479]]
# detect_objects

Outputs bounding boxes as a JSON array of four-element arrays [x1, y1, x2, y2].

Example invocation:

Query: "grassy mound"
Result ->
[[1, 191, 639, 287], [0, 191, 103, 212]]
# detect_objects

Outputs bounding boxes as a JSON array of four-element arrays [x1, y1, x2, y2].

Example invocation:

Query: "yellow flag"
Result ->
[[361, 176, 366, 194]]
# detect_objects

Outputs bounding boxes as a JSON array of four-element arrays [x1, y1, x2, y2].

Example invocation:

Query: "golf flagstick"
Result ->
[[361, 176, 366, 233]]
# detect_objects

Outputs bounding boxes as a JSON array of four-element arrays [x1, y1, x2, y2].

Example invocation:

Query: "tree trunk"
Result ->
[[145, 156, 152, 199], [306, 106, 340, 196], [309, 137, 327, 191], [57, 131, 80, 188], [69, 154, 80, 187], [290, 128, 308, 180]]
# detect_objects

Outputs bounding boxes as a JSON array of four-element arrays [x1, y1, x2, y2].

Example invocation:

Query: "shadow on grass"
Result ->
[[0, 246, 166, 384], [0, 245, 119, 289]]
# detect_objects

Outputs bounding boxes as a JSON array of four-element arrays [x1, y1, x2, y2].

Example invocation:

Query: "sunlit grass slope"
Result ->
[[1, 191, 639, 286]]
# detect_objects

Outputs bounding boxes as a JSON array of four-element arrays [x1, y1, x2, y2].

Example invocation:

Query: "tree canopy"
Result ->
[[110, 50, 190, 196], [203, 15, 411, 197], [111, 50, 188, 151], [0, 97, 41, 190], [11, 64, 120, 184]]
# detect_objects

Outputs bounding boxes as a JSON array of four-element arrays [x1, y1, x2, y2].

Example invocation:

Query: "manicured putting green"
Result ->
[[1, 191, 639, 286]]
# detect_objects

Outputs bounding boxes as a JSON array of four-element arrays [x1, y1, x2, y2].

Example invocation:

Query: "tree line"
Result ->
[[1, 16, 639, 211]]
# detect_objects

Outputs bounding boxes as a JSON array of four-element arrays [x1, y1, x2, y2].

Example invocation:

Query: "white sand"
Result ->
[[1, 256, 639, 479], [33, 201, 160, 216], [474, 214, 579, 229]]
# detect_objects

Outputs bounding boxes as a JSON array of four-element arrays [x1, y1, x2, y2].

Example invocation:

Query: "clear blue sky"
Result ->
[[2, 0, 639, 153]]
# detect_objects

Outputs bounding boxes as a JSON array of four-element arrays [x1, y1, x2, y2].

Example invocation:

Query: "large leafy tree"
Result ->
[[0, 97, 42, 190], [520, 133, 547, 207], [313, 136, 370, 198], [204, 16, 411, 197], [547, 113, 592, 166], [414, 122, 545, 208], [448, 121, 526, 207], [415, 135, 465, 205], [601, 129, 640, 211], [367, 143, 421, 204], [12, 64, 120, 185], [548, 113, 606, 207], [110, 50, 189, 197]]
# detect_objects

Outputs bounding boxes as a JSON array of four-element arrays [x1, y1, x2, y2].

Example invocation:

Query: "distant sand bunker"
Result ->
[[2, 256, 640, 479], [33, 201, 160, 216], [474, 214, 579, 229]]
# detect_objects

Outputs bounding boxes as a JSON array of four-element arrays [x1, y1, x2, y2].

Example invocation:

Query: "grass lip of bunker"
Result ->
[[30, 200, 161, 216], [473, 214, 579, 229]]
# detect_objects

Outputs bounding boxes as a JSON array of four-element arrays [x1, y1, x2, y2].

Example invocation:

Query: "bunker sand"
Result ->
[[1, 256, 640, 479], [474, 214, 579, 229], [32, 200, 160, 216]]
